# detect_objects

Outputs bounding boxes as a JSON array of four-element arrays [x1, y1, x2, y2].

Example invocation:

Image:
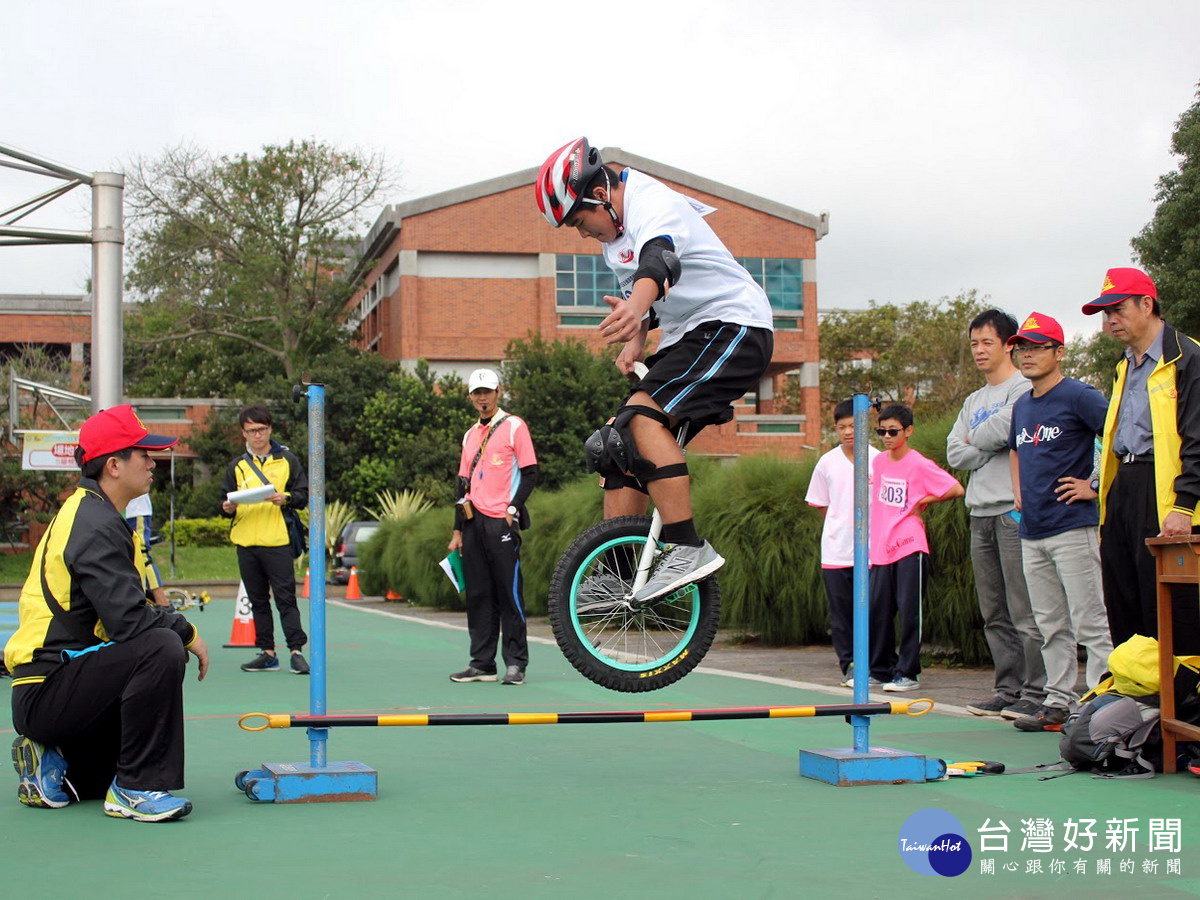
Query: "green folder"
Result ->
[[440, 550, 465, 593]]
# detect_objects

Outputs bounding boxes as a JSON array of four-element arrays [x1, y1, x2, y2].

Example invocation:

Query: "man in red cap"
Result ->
[[1083, 267, 1200, 651], [1006, 313, 1113, 731], [4, 405, 209, 822]]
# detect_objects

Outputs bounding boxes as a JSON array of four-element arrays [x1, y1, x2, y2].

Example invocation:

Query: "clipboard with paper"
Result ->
[[227, 484, 275, 505]]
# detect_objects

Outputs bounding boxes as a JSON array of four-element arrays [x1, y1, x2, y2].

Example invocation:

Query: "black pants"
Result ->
[[11, 628, 187, 797], [868, 553, 927, 681], [821, 567, 855, 676], [1100, 461, 1200, 653], [237, 544, 307, 652], [461, 513, 528, 672]]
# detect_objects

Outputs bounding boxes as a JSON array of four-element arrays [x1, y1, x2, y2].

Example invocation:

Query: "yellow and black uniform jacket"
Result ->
[[3, 478, 198, 685], [219, 440, 308, 548], [1099, 321, 1200, 528]]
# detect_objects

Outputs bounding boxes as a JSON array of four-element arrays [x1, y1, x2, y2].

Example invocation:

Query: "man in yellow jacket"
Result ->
[[5, 405, 208, 822], [1083, 267, 1200, 652], [220, 405, 309, 674]]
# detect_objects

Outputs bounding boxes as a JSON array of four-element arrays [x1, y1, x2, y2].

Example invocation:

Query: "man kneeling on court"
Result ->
[[4, 405, 209, 822]]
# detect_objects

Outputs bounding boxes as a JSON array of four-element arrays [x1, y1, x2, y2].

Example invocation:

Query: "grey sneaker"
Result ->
[[501, 666, 525, 685], [575, 573, 627, 614], [630, 541, 724, 607], [966, 696, 1012, 717], [1000, 699, 1041, 720], [882, 676, 920, 692], [449, 667, 497, 683], [289, 652, 310, 675]]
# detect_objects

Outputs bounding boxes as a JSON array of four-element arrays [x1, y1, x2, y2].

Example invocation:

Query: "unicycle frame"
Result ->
[[628, 421, 689, 598]]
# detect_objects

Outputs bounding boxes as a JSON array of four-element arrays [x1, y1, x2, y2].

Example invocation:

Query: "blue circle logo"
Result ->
[[897, 808, 972, 877]]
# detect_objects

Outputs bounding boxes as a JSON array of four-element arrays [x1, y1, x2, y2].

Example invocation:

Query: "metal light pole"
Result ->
[[89, 172, 124, 411]]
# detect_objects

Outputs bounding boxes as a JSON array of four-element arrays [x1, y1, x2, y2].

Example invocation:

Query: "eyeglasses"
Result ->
[[875, 428, 904, 437], [1012, 344, 1055, 355], [243, 426, 270, 436]]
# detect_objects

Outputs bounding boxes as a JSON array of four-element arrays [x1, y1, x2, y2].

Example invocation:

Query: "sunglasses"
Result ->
[[875, 427, 904, 437]]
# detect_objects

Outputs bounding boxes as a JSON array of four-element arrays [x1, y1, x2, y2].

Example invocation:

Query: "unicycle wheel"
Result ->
[[548, 515, 720, 692]]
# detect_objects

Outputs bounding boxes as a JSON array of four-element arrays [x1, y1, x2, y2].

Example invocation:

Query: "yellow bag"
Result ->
[[1090, 634, 1200, 700]]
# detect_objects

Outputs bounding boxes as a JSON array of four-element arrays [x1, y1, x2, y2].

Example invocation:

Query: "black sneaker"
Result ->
[[501, 666, 525, 686], [1013, 705, 1068, 732], [1000, 699, 1041, 720], [965, 696, 1012, 717], [240, 652, 280, 672], [449, 667, 497, 683], [289, 652, 310, 675]]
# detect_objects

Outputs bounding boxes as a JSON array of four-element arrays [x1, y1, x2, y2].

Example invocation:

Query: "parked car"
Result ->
[[332, 520, 382, 584]]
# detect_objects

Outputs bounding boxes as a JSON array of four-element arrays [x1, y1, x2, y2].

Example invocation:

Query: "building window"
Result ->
[[556, 254, 619, 308], [736, 258, 804, 312]]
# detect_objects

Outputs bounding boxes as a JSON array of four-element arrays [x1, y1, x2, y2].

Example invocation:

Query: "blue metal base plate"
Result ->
[[240, 761, 378, 803], [799, 747, 945, 786]]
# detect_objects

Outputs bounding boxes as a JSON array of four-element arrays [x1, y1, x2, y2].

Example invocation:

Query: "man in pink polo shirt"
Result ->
[[868, 403, 964, 692], [447, 369, 539, 685]]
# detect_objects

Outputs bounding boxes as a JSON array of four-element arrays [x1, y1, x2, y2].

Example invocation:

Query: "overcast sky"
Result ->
[[3, 1, 1198, 339]]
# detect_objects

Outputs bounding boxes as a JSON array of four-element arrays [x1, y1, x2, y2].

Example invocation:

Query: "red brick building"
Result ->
[[350, 148, 828, 456]]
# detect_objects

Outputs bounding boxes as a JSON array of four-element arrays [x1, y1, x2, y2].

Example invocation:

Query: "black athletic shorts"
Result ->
[[634, 320, 773, 430]]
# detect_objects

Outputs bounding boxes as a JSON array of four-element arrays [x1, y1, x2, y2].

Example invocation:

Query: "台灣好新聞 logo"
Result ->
[[898, 808, 972, 876]]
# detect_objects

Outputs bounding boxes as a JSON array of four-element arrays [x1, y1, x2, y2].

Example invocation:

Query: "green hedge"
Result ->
[[164, 517, 231, 547], [360, 412, 989, 664]]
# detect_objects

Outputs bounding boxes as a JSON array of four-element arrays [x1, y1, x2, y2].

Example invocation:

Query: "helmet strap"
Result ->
[[580, 168, 624, 236]]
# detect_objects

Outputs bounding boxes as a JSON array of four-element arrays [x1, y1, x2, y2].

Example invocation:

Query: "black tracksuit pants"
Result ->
[[868, 552, 927, 682], [11, 628, 188, 797], [461, 513, 528, 672], [237, 544, 307, 652], [1100, 461, 1200, 653]]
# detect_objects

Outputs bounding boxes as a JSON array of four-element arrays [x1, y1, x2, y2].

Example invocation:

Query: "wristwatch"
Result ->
[[506, 505, 518, 517], [1089, 477, 1100, 492]]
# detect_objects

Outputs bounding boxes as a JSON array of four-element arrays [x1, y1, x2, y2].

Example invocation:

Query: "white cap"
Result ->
[[467, 368, 500, 393]]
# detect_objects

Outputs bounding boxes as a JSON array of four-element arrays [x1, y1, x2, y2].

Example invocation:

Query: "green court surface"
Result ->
[[3, 599, 1199, 900]]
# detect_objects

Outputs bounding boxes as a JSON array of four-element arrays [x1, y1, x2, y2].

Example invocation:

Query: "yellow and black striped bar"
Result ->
[[240, 699, 933, 731]]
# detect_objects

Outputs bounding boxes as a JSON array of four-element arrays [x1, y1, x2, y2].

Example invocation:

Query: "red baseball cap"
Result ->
[[1006, 312, 1065, 347], [78, 404, 179, 463], [1081, 267, 1157, 315]]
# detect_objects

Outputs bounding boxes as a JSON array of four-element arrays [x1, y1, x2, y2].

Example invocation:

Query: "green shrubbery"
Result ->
[[359, 410, 991, 664], [164, 517, 231, 547]]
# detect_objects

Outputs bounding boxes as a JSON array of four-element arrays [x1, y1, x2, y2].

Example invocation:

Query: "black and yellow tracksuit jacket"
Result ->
[[1098, 321, 1200, 529], [219, 440, 308, 547], [3, 478, 198, 685]]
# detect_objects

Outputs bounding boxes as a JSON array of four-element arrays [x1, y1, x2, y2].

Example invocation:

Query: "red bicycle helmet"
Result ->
[[535, 137, 607, 227]]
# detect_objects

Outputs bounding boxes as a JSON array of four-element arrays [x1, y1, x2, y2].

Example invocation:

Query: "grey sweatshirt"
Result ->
[[946, 370, 1031, 517]]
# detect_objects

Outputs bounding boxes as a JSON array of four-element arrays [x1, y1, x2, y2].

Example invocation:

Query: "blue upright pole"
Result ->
[[305, 383, 328, 768], [850, 392, 871, 753], [236, 381, 377, 802]]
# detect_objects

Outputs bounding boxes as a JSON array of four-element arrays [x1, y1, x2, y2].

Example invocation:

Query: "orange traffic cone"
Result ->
[[300, 567, 311, 599], [345, 566, 361, 601], [385, 588, 402, 601], [223, 581, 257, 648]]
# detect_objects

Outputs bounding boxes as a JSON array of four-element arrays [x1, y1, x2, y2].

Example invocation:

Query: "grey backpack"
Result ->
[[1057, 692, 1160, 779]]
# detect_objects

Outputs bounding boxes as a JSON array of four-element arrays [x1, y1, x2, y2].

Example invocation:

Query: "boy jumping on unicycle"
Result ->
[[535, 137, 774, 605]]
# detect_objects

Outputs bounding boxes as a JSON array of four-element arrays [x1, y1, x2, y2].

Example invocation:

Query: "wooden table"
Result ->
[[1146, 535, 1200, 773]]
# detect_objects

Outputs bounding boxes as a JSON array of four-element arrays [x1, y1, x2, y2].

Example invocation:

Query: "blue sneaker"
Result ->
[[104, 779, 192, 822], [12, 736, 76, 809], [240, 652, 280, 672]]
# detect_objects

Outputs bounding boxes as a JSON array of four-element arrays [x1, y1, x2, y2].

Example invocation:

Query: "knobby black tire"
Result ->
[[548, 515, 721, 693]]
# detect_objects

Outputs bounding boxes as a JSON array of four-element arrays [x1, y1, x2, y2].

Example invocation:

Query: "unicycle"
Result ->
[[548, 395, 722, 692]]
